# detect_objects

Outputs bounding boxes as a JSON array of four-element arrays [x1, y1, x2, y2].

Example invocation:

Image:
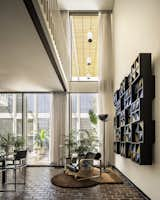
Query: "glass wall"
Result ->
[[25, 93, 51, 165], [0, 93, 51, 165], [0, 93, 22, 137], [71, 93, 98, 131], [70, 93, 99, 154]]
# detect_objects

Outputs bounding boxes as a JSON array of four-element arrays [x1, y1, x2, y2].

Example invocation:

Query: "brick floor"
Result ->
[[0, 167, 148, 200]]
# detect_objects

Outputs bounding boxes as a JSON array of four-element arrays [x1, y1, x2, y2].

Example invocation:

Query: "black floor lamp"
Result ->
[[98, 114, 109, 169]]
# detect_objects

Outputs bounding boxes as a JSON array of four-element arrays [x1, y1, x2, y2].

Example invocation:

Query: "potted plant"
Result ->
[[14, 136, 25, 151], [65, 110, 99, 158], [76, 128, 99, 156], [0, 133, 15, 155]]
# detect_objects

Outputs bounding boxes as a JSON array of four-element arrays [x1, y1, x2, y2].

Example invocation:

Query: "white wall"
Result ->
[[112, 0, 160, 199], [69, 81, 99, 93], [0, 0, 63, 91]]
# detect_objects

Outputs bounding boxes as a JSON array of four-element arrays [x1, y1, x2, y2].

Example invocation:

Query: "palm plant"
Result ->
[[34, 129, 48, 149]]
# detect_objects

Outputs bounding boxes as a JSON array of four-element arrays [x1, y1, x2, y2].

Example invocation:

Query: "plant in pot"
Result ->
[[14, 136, 25, 151], [65, 109, 99, 159], [65, 129, 78, 156], [0, 133, 15, 156], [0, 133, 25, 156], [75, 128, 99, 158]]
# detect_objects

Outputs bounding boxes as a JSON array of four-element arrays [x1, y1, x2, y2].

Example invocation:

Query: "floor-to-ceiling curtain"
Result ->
[[61, 11, 71, 79], [50, 92, 68, 166], [98, 12, 114, 166]]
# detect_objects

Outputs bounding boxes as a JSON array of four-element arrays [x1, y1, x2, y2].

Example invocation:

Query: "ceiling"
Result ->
[[58, 0, 114, 10], [0, 0, 63, 92]]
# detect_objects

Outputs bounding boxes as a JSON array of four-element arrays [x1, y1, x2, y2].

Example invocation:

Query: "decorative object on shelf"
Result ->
[[87, 32, 93, 42], [98, 114, 108, 168], [113, 53, 155, 165]]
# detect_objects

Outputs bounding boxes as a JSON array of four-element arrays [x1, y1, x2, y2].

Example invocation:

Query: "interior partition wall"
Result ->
[[0, 93, 52, 165]]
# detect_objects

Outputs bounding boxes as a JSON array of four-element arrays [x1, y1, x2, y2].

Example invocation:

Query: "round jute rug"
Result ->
[[51, 173, 98, 188]]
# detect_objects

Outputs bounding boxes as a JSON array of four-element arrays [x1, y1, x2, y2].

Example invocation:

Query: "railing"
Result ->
[[37, 0, 70, 80]]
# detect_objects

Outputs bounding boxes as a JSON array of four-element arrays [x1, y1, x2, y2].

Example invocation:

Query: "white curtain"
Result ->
[[61, 11, 71, 79], [98, 12, 114, 166], [50, 93, 69, 166]]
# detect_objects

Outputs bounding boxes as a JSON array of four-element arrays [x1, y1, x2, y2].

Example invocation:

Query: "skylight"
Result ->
[[70, 15, 99, 81]]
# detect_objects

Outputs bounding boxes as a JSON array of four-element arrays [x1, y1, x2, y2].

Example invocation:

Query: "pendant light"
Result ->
[[86, 57, 91, 65], [87, 16, 93, 42], [86, 73, 91, 79], [87, 32, 93, 42]]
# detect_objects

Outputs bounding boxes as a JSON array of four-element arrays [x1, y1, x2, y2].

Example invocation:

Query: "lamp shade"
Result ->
[[98, 114, 108, 122]]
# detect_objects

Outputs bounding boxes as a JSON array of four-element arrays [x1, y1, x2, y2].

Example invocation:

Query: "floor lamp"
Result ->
[[98, 114, 109, 170]]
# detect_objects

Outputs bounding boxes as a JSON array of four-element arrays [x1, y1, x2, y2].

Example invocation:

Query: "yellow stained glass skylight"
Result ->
[[71, 15, 98, 80]]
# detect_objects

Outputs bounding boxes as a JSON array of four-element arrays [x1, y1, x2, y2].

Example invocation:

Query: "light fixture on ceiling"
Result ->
[[86, 57, 91, 65], [86, 73, 91, 79], [87, 32, 93, 43]]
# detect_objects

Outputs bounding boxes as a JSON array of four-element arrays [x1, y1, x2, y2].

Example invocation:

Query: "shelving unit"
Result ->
[[113, 53, 155, 165]]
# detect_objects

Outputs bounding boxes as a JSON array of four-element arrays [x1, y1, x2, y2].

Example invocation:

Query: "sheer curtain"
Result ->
[[50, 93, 69, 166], [98, 12, 114, 166], [61, 11, 71, 79]]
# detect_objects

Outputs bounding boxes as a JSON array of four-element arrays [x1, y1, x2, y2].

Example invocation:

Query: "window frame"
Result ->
[[70, 93, 98, 131]]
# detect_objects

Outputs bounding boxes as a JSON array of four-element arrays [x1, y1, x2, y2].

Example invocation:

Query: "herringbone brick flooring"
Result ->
[[0, 167, 148, 200]]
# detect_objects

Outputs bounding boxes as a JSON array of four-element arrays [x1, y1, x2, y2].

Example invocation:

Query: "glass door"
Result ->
[[24, 93, 51, 165]]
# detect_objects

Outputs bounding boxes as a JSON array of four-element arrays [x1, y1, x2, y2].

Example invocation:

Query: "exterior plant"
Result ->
[[34, 129, 48, 150], [88, 109, 98, 125]]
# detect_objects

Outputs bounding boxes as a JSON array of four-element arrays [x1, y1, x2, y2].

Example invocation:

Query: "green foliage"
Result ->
[[34, 129, 48, 149], [66, 128, 99, 156], [65, 129, 78, 155], [75, 129, 99, 155], [0, 133, 15, 149], [0, 133, 25, 154], [65, 109, 99, 157], [89, 109, 97, 125], [14, 136, 25, 150]]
